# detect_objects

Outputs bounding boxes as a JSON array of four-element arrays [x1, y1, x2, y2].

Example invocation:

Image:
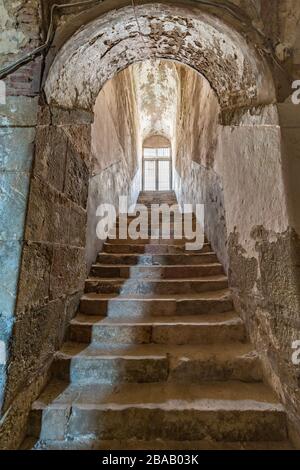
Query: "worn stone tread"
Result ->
[[96, 253, 219, 265], [84, 276, 229, 295], [86, 275, 228, 283], [57, 341, 256, 360], [33, 380, 284, 410], [71, 311, 242, 325], [92, 263, 223, 268], [53, 341, 262, 384], [104, 239, 210, 245], [80, 289, 231, 301]]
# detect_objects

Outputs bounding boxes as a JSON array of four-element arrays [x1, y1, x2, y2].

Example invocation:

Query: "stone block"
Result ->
[[0, 127, 35, 172], [50, 246, 87, 299], [0, 171, 30, 241], [25, 177, 70, 244], [0, 97, 38, 127], [80, 294, 233, 317], [64, 145, 89, 208], [50, 108, 93, 126], [58, 292, 82, 345], [33, 126, 68, 192], [5, 298, 65, 408], [66, 403, 286, 442], [64, 124, 91, 163], [16, 242, 53, 313], [54, 354, 169, 384], [151, 321, 246, 345], [36, 105, 51, 126], [0, 367, 49, 450], [39, 407, 70, 441]]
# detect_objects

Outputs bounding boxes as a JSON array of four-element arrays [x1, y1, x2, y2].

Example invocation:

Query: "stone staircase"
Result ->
[[27, 191, 291, 450]]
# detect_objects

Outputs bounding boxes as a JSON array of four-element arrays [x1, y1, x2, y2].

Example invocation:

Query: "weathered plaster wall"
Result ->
[[174, 66, 228, 269], [276, 101, 300, 439], [86, 67, 141, 269], [173, 61, 300, 438], [43, 0, 300, 104], [219, 106, 300, 438], [132, 59, 179, 143]]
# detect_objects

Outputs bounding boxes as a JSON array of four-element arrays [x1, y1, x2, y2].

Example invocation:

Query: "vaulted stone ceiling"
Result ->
[[44, 3, 275, 111], [132, 59, 179, 142]]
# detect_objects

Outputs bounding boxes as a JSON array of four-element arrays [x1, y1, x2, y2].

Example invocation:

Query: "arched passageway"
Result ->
[[0, 0, 300, 450]]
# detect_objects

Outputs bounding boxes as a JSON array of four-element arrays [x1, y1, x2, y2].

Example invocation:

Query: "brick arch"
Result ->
[[44, 3, 276, 111]]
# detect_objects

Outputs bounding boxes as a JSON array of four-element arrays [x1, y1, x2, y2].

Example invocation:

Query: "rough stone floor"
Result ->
[[25, 192, 292, 450]]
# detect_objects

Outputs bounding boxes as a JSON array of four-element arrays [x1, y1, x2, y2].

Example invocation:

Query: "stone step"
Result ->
[[109, 225, 204, 234], [114, 215, 198, 226], [96, 253, 218, 266], [79, 290, 233, 316], [30, 438, 294, 450], [85, 276, 228, 295], [112, 224, 201, 234], [127, 203, 180, 207], [30, 381, 287, 442], [102, 243, 211, 254], [109, 233, 204, 243], [138, 195, 178, 200], [138, 196, 178, 201], [137, 195, 178, 204], [68, 312, 246, 344], [52, 342, 263, 384], [115, 213, 192, 219], [90, 264, 224, 279]]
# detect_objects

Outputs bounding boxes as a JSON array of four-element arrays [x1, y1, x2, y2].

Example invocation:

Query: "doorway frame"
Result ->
[[142, 145, 172, 191]]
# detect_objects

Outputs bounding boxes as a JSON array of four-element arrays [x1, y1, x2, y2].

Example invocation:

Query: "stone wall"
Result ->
[[219, 105, 300, 440], [0, 105, 92, 448], [0, 97, 39, 417], [0, 0, 43, 444]]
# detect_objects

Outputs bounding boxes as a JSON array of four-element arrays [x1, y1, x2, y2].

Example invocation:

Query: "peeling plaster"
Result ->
[[45, 3, 275, 111]]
